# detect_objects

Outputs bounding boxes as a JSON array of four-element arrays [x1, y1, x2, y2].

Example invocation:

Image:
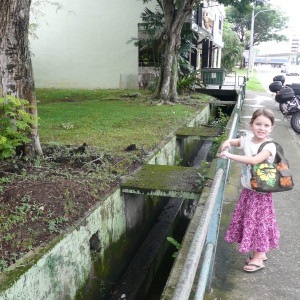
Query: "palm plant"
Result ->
[[128, 2, 199, 94]]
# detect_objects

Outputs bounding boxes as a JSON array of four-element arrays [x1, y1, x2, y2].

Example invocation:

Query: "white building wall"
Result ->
[[212, 3, 224, 48], [30, 0, 154, 89]]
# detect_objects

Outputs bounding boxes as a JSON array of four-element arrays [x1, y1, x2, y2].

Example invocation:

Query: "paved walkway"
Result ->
[[208, 90, 300, 299]]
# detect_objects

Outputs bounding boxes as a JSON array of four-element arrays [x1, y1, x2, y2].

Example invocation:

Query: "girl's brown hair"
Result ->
[[250, 108, 274, 125]]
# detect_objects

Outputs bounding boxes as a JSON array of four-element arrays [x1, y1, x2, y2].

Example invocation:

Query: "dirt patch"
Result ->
[[0, 144, 143, 272]]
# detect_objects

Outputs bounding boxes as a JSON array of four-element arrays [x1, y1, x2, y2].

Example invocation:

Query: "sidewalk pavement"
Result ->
[[207, 90, 300, 300]]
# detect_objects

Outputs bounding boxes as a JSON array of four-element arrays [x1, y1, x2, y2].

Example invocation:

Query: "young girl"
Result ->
[[218, 108, 280, 272]]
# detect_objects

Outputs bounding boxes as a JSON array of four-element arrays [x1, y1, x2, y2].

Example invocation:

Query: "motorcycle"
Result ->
[[269, 75, 300, 134], [275, 87, 300, 114], [274, 87, 300, 133], [291, 111, 300, 134], [278, 96, 300, 115]]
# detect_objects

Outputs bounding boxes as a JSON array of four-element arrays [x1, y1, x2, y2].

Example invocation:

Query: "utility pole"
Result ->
[[247, 6, 275, 81], [247, 6, 255, 81]]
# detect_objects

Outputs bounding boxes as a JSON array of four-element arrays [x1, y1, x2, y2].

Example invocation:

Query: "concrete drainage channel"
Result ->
[[0, 99, 236, 300], [109, 134, 216, 300]]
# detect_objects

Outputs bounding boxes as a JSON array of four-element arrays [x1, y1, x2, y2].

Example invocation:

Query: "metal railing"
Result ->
[[223, 72, 246, 89], [171, 83, 246, 300]]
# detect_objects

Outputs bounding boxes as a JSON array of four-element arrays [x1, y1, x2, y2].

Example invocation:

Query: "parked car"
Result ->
[[286, 65, 300, 76]]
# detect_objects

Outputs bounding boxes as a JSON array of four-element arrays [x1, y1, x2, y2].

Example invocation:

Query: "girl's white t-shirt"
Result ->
[[239, 135, 276, 190]]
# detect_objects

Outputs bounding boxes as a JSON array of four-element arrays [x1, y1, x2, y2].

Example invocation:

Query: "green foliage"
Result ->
[[174, 151, 183, 166], [197, 160, 209, 189], [208, 108, 230, 158], [128, 6, 164, 67], [178, 23, 198, 75], [36, 89, 195, 153], [218, 0, 257, 11], [0, 96, 37, 159], [210, 133, 228, 158], [234, 68, 265, 91], [200, 160, 209, 173], [177, 70, 204, 94], [197, 171, 206, 189], [0, 194, 44, 270], [209, 108, 230, 129], [48, 216, 67, 234], [129, 4, 198, 81], [221, 20, 243, 71], [226, 3, 288, 49], [167, 237, 181, 258], [0, 259, 8, 273]]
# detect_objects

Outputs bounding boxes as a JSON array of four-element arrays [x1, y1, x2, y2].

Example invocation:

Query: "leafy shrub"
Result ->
[[177, 70, 204, 93], [209, 133, 228, 158], [208, 108, 230, 158], [209, 107, 230, 128], [0, 96, 37, 159], [167, 237, 181, 258]]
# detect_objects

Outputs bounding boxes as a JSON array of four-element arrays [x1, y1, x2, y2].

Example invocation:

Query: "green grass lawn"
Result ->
[[36, 89, 204, 153], [0, 88, 217, 274], [234, 68, 266, 92]]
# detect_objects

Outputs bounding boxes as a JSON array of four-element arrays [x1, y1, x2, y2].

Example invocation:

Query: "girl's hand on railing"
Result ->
[[217, 150, 229, 159], [221, 140, 231, 152], [218, 143, 231, 159]]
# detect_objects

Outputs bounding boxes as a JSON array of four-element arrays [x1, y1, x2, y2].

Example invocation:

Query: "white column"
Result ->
[[217, 48, 222, 68], [196, 46, 201, 70], [213, 48, 217, 68]]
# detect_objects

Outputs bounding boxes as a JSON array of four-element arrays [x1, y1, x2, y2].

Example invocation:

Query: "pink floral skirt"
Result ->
[[224, 188, 280, 253]]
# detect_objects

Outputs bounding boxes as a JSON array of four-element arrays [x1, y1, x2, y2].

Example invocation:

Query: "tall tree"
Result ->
[[0, 0, 42, 156], [143, 0, 255, 101], [226, 3, 288, 50], [142, 0, 199, 101], [130, 4, 197, 88]]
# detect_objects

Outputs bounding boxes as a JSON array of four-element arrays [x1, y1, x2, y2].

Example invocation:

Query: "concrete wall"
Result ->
[[30, 0, 155, 89], [0, 189, 125, 299], [0, 105, 211, 300], [147, 105, 211, 166]]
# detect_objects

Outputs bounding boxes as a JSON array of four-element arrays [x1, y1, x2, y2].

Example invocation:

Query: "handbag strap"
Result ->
[[257, 141, 285, 163]]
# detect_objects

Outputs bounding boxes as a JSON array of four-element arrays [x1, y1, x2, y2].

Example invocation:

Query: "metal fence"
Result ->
[[171, 83, 246, 300], [223, 72, 246, 89]]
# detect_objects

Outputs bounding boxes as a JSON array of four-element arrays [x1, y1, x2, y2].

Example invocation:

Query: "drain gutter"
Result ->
[[194, 89, 243, 299], [169, 83, 245, 300], [171, 168, 224, 300]]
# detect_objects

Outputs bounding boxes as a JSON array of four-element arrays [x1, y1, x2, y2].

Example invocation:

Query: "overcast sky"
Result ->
[[270, 0, 299, 34], [254, 0, 299, 54]]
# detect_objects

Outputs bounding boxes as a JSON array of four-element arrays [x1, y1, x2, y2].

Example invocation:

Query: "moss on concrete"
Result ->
[[122, 164, 201, 195], [176, 126, 222, 137], [77, 233, 129, 299], [205, 159, 217, 180], [0, 234, 64, 292]]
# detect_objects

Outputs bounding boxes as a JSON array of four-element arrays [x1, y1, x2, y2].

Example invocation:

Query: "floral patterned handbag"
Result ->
[[250, 141, 294, 193]]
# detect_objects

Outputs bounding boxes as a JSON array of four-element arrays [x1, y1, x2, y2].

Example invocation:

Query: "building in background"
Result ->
[[191, 2, 224, 70], [290, 34, 299, 64], [30, 0, 224, 90], [30, 0, 156, 90]]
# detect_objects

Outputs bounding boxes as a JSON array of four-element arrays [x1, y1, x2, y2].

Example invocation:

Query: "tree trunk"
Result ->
[[160, 38, 175, 101], [0, 0, 43, 156], [170, 52, 178, 102], [156, 0, 195, 102]]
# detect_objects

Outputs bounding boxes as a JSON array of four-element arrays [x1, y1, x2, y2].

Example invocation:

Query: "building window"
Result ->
[[194, 5, 202, 26]]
